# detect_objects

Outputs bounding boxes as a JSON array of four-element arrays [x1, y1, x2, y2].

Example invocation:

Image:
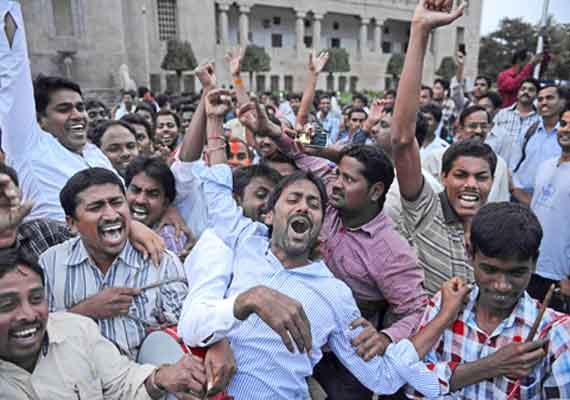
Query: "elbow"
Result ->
[[177, 306, 202, 347]]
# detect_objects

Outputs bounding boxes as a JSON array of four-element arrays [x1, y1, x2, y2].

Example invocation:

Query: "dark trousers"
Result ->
[[313, 351, 374, 400], [527, 273, 568, 313]]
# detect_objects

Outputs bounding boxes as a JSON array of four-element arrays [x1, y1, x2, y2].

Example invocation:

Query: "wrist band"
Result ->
[[205, 143, 227, 153], [233, 78, 243, 87]]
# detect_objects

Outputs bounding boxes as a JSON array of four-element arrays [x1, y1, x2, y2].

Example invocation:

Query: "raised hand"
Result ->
[[237, 100, 282, 139], [489, 340, 547, 379], [224, 47, 243, 78], [205, 88, 233, 118], [350, 318, 391, 360], [439, 277, 472, 323], [309, 51, 329, 74], [194, 62, 217, 91], [412, 0, 466, 31]]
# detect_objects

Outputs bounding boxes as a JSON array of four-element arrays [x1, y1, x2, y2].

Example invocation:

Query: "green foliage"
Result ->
[[161, 40, 197, 75], [386, 54, 404, 79], [322, 48, 350, 74], [436, 57, 457, 80], [241, 45, 271, 73]]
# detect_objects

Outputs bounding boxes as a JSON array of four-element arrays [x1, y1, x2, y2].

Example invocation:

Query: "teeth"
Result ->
[[12, 327, 38, 338], [101, 223, 122, 232], [459, 194, 479, 202], [132, 206, 147, 214]]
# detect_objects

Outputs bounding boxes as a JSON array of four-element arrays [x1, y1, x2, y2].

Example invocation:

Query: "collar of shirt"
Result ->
[[339, 208, 390, 238], [438, 191, 462, 225], [538, 119, 560, 135], [66, 237, 142, 270], [506, 102, 538, 117]]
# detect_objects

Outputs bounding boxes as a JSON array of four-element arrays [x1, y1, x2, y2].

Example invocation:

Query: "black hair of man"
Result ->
[[512, 49, 529, 66], [288, 93, 302, 102], [520, 77, 541, 93], [415, 112, 428, 147], [155, 109, 181, 129], [352, 93, 368, 106], [265, 169, 327, 217], [459, 105, 491, 127], [420, 103, 443, 123], [33, 74, 82, 116], [90, 120, 138, 147], [538, 83, 565, 99], [421, 85, 434, 98], [85, 99, 108, 113], [0, 162, 19, 187], [0, 246, 44, 283], [433, 78, 450, 92], [156, 94, 171, 108], [135, 102, 156, 117], [60, 167, 125, 219], [441, 139, 497, 177], [137, 86, 150, 98], [232, 164, 283, 200], [339, 145, 395, 210], [475, 76, 492, 88], [348, 108, 368, 120], [479, 91, 502, 110], [384, 89, 397, 99], [383, 106, 394, 116], [120, 113, 155, 142], [124, 156, 176, 204], [470, 202, 542, 262]]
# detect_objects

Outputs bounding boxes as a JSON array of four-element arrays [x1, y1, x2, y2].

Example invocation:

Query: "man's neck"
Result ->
[[339, 204, 381, 229], [543, 116, 559, 132], [270, 243, 311, 269], [422, 132, 436, 148], [516, 102, 534, 116], [475, 301, 515, 335], [319, 110, 328, 118]]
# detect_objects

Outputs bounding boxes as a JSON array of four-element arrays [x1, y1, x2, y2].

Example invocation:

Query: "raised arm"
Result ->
[[391, 0, 465, 201], [498, 57, 540, 93], [225, 48, 250, 108], [205, 88, 233, 166], [0, 2, 41, 158], [295, 51, 329, 130]]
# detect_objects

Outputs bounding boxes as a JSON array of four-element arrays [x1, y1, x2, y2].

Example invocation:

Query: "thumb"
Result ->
[[205, 357, 215, 393], [14, 201, 34, 223], [444, 2, 466, 24]]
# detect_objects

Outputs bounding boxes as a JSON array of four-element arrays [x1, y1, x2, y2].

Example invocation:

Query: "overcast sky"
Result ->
[[481, 0, 570, 35]]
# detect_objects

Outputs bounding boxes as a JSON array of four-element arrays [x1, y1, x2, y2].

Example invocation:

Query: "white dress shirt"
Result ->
[[0, 2, 115, 222]]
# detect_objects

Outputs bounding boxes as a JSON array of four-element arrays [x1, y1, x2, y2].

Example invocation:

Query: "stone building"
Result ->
[[20, 0, 483, 98]]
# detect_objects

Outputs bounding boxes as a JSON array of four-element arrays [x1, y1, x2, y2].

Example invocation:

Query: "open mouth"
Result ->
[[10, 324, 42, 345], [67, 121, 87, 135], [457, 192, 481, 209], [130, 205, 148, 221], [289, 215, 312, 235], [99, 222, 125, 245]]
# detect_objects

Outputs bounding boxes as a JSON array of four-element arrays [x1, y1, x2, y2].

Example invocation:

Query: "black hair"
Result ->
[[421, 85, 434, 98], [135, 102, 156, 119], [459, 105, 491, 127], [156, 94, 171, 108], [420, 103, 443, 123], [137, 86, 150, 98], [479, 91, 502, 110], [60, 167, 125, 219], [348, 108, 368, 120], [475, 76, 492, 87], [155, 109, 181, 130], [339, 145, 394, 210], [512, 49, 529, 66], [383, 106, 394, 115], [415, 112, 428, 147], [33, 74, 82, 116], [384, 89, 397, 99], [288, 93, 302, 101], [120, 113, 155, 142], [441, 139, 497, 177], [124, 157, 176, 203], [0, 246, 45, 284], [0, 162, 19, 187], [85, 99, 108, 112], [265, 169, 327, 216], [471, 202, 542, 262], [318, 94, 331, 102], [232, 164, 283, 199], [538, 84, 565, 99], [433, 78, 450, 92], [520, 77, 540, 93], [90, 120, 138, 147]]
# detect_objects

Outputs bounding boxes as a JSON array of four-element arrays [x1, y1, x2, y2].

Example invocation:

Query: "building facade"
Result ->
[[21, 0, 483, 98]]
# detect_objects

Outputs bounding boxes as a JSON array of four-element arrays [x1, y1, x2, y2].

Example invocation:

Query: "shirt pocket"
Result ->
[[56, 383, 104, 400]]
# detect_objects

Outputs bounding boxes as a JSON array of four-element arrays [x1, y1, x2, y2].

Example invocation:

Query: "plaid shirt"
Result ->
[[407, 287, 570, 399], [16, 218, 71, 259], [158, 224, 189, 259]]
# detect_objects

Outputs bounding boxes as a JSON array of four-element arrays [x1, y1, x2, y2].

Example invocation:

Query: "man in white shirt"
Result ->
[[419, 103, 449, 162], [0, 3, 117, 222]]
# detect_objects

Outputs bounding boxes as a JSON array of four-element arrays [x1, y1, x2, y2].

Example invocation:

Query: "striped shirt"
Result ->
[[39, 237, 188, 359], [407, 287, 570, 399], [398, 181, 473, 296]]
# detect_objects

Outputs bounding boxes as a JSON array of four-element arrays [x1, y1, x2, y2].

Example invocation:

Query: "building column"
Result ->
[[239, 4, 250, 47], [295, 10, 306, 57], [218, 2, 230, 48], [373, 19, 384, 53], [359, 17, 370, 59], [313, 13, 323, 51], [141, 4, 150, 86]]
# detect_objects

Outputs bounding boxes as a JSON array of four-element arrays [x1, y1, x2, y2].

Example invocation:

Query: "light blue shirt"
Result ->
[[317, 111, 340, 145], [178, 163, 441, 399], [512, 121, 561, 193], [531, 158, 570, 281], [0, 3, 116, 222]]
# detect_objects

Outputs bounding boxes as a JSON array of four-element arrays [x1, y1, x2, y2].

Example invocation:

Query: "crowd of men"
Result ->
[[1, 0, 569, 399]]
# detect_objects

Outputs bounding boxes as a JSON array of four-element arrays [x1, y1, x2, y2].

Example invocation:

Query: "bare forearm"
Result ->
[[206, 117, 226, 166], [297, 72, 318, 127], [233, 77, 250, 108], [449, 358, 495, 391], [180, 91, 208, 162], [410, 314, 452, 359], [511, 188, 531, 206]]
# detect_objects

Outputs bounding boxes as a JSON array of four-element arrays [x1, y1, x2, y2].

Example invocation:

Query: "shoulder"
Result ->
[[47, 312, 100, 341], [39, 237, 80, 263]]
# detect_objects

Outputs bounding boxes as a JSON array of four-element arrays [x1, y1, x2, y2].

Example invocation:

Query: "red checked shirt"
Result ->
[[407, 287, 570, 399]]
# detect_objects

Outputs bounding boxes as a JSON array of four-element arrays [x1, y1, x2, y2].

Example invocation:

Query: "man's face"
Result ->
[[136, 109, 154, 127], [67, 184, 131, 267], [254, 133, 278, 159], [127, 172, 169, 227], [266, 179, 323, 258], [474, 79, 489, 99], [370, 114, 392, 151], [131, 123, 153, 156], [40, 89, 88, 154], [517, 82, 538, 106], [87, 106, 109, 130], [477, 97, 497, 119], [422, 112, 438, 137], [0, 265, 48, 370], [290, 98, 301, 114], [456, 111, 491, 143], [474, 252, 534, 314], [442, 156, 493, 219], [433, 82, 445, 100], [330, 156, 382, 213], [227, 141, 252, 169], [155, 115, 179, 148], [383, 94, 395, 109], [352, 98, 364, 109], [99, 125, 139, 177], [181, 110, 194, 132], [348, 111, 367, 133], [238, 176, 275, 222], [319, 98, 331, 114], [419, 89, 432, 106], [538, 87, 562, 119], [122, 94, 133, 107], [0, 176, 18, 249], [557, 111, 570, 152]]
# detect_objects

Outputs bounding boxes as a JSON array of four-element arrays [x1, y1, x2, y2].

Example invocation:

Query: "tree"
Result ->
[[436, 56, 456, 81], [241, 45, 271, 90], [386, 53, 404, 89], [161, 39, 197, 93], [322, 48, 350, 81]]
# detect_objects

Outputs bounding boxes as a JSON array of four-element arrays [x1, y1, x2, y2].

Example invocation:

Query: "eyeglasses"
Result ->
[[466, 123, 490, 131]]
